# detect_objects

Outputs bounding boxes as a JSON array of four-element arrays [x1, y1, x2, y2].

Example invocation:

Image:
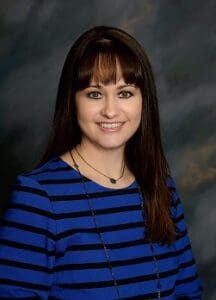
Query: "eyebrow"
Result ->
[[87, 84, 136, 89]]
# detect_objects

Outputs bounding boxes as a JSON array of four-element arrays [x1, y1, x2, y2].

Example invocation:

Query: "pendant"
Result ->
[[110, 178, 116, 184]]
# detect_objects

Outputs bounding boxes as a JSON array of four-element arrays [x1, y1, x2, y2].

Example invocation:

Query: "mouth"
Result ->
[[97, 122, 124, 131]]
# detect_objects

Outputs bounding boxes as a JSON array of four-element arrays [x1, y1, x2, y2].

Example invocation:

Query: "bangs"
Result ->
[[74, 39, 143, 90]]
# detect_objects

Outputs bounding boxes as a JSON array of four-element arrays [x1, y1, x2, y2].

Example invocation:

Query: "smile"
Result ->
[[99, 122, 124, 129]]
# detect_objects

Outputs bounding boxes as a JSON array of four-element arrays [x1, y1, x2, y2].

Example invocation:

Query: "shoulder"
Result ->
[[17, 156, 78, 185], [21, 157, 70, 178], [12, 157, 81, 202], [11, 157, 61, 196], [5, 157, 78, 219], [7, 159, 62, 211]]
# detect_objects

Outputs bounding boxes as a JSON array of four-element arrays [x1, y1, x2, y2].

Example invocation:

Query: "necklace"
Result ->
[[69, 151, 161, 299], [74, 148, 125, 184]]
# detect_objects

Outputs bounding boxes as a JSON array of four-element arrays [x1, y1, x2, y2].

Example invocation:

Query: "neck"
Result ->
[[77, 142, 125, 177]]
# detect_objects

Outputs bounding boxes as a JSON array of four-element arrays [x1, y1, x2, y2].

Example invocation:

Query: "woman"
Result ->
[[0, 26, 202, 299]]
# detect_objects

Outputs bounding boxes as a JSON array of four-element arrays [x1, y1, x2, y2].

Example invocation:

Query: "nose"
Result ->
[[101, 96, 119, 118]]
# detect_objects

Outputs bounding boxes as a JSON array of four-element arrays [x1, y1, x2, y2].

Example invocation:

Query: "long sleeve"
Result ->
[[168, 177, 203, 299], [0, 175, 56, 299]]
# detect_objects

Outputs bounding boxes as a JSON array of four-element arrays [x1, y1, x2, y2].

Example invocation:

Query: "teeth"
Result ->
[[100, 122, 122, 129]]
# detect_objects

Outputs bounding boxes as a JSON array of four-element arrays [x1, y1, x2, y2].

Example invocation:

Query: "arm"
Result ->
[[168, 177, 203, 299], [0, 175, 56, 299]]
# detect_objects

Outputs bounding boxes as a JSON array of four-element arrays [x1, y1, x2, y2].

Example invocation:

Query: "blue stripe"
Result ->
[[0, 157, 202, 299]]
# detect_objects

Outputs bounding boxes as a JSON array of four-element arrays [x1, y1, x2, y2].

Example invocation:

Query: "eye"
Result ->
[[119, 90, 133, 98], [87, 91, 102, 99]]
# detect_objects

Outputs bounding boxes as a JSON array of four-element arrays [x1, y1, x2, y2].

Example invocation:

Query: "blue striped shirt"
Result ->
[[0, 157, 202, 299]]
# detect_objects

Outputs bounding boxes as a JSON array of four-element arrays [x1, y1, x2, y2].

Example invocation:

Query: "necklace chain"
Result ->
[[137, 185, 161, 298], [70, 150, 161, 299], [75, 148, 125, 184]]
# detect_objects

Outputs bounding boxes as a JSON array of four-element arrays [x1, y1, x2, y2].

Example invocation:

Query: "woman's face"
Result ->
[[75, 71, 142, 152]]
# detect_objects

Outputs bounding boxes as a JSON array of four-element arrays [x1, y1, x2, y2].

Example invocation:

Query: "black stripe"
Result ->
[[0, 238, 55, 256], [55, 243, 192, 271], [59, 267, 178, 289], [0, 278, 49, 291], [38, 178, 89, 184], [50, 188, 138, 201], [56, 219, 187, 241], [56, 229, 187, 253], [3, 219, 186, 244], [168, 186, 177, 192], [56, 221, 144, 240], [171, 197, 180, 207], [2, 220, 55, 240], [60, 237, 147, 252], [6, 201, 184, 223], [4, 202, 142, 220], [176, 273, 198, 285], [0, 258, 52, 273], [178, 243, 191, 255], [174, 213, 184, 223], [176, 229, 187, 240], [0, 296, 39, 300], [55, 204, 141, 219], [7, 203, 54, 218], [54, 253, 155, 271], [29, 166, 72, 176], [13, 185, 48, 197], [179, 258, 195, 269]]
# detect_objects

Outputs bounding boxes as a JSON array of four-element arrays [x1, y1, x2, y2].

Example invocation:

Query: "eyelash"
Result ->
[[87, 91, 102, 99], [119, 91, 133, 98], [86, 91, 133, 99]]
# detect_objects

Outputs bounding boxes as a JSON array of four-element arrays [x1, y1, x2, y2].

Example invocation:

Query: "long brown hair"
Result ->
[[40, 26, 176, 243]]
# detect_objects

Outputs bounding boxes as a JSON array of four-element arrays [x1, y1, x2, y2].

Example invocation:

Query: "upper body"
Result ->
[[0, 156, 202, 299], [0, 26, 202, 299]]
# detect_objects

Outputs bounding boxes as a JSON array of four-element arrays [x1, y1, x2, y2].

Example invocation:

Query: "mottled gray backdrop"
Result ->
[[0, 0, 215, 298]]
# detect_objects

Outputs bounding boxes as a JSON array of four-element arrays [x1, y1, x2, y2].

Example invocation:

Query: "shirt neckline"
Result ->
[[56, 156, 137, 192]]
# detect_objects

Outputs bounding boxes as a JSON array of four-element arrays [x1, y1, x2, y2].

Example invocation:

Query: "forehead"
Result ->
[[91, 58, 121, 80], [90, 71, 124, 85], [90, 61, 129, 86], [88, 80, 134, 90], [74, 49, 142, 91]]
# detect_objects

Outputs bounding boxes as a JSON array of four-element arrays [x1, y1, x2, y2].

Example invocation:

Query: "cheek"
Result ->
[[76, 105, 96, 126], [131, 101, 142, 123]]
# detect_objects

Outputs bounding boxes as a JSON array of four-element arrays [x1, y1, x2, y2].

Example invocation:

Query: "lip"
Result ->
[[97, 122, 124, 132]]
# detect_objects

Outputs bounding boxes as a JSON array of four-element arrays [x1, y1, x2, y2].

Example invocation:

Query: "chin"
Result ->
[[95, 141, 126, 151]]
